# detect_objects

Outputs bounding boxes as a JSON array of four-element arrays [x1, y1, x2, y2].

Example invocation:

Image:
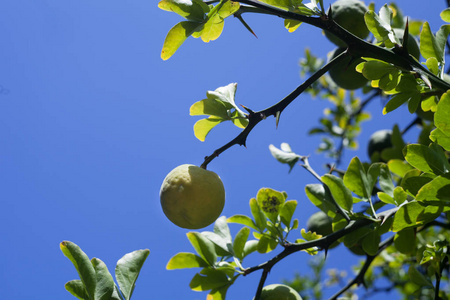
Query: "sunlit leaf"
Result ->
[[227, 215, 258, 230], [250, 198, 267, 231], [322, 174, 353, 212], [64, 280, 89, 300], [279, 200, 297, 228], [256, 188, 287, 223], [161, 21, 202, 60], [392, 201, 425, 232], [115, 249, 150, 300], [403, 143, 450, 175], [190, 268, 230, 291], [193, 118, 224, 141], [233, 227, 250, 260], [269, 144, 301, 172], [60, 241, 96, 300], [305, 184, 336, 218], [158, 0, 208, 21], [416, 173, 450, 203], [167, 252, 208, 269], [187, 232, 217, 266]]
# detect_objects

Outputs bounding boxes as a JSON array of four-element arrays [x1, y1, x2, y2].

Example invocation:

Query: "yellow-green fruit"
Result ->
[[368, 129, 392, 161], [307, 211, 333, 236], [328, 47, 368, 90], [257, 284, 303, 300], [325, 0, 369, 47], [160, 164, 225, 229], [393, 28, 420, 60]]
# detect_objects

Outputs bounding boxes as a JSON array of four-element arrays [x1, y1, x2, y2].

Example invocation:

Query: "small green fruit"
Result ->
[[328, 47, 368, 90], [325, 0, 370, 47], [256, 284, 303, 300], [307, 211, 333, 236], [367, 130, 392, 161]]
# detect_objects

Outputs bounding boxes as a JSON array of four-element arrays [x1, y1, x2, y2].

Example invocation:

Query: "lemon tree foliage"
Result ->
[[60, 241, 150, 300], [63, 0, 450, 300]]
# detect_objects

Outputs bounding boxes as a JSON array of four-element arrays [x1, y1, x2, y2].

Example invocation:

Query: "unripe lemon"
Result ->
[[325, 0, 369, 47], [328, 47, 368, 90], [307, 211, 333, 236], [367, 129, 392, 161], [160, 164, 225, 229], [255, 284, 302, 300]]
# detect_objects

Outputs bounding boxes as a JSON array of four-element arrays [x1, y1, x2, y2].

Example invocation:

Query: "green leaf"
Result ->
[[187, 232, 217, 266], [233, 227, 250, 260], [402, 172, 433, 196], [383, 92, 416, 114], [256, 188, 286, 223], [158, 0, 208, 21], [167, 252, 208, 269], [208, 285, 231, 300], [362, 231, 381, 256], [416, 173, 450, 203], [161, 21, 202, 60], [193, 118, 224, 142], [202, 231, 233, 256], [379, 164, 395, 196], [60, 241, 96, 300], [65, 280, 89, 300], [189, 268, 230, 291], [344, 157, 376, 199], [190, 98, 229, 119], [430, 128, 450, 151], [249, 198, 267, 231], [394, 228, 416, 254], [256, 235, 278, 253], [279, 200, 297, 228], [388, 159, 413, 177], [115, 249, 150, 300], [91, 258, 115, 300], [321, 174, 353, 212], [364, 9, 392, 44], [226, 215, 258, 231], [435, 90, 450, 136], [408, 265, 434, 288], [377, 192, 396, 205], [403, 143, 450, 175], [441, 8, 450, 22], [343, 227, 371, 248], [419, 22, 450, 64], [305, 184, 336, 218], [393, 186, 408, 206], [360, 60, 396, 80], [242, 240, 258, 258], [213, 216, 233, 245], [269, 143, 301, 172], [392, 201, 426, 232]]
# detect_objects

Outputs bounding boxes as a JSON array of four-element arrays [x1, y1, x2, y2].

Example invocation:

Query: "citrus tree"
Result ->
[[62, 0, 450, 299]]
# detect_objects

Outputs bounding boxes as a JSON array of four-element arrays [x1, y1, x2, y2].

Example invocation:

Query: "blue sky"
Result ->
[[0, 1, 446, 299]]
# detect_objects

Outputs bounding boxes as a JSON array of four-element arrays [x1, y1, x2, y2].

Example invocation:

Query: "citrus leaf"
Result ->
[[257, 235, 278, 253], [187, 232, 217, 266], [362, 231, 380, 256], [193, 118, 224, 141], [392, 201, 425, 232], [189, 268, 230, 291], [256, 188, 286, 223], [343, 156, 371, 199], [208, 285, 231, 300], [242, 240, 259, 258], [383, 92, 415, 114], [364, 10, 391, 44], [321, 174, 353, 212], [430, 128, 450, 151], [408, 266, 434, 288], [158, 0, 207, 21], [388, 159, 413, 177], [435, 91, 450, 136], [90, 258, 115, 300], [379, 164, 395, 196], [279, 200, 297, 228], [226, 215, 258, 230], [64, 280, 89, 300], [233, 227, 250, 260], [441, 8, 450, 22], [403, 143, 450, 175], [394, 228, 416, 254], [250, 198, 267, 231], [200, 13, 224, 43], [269, 143, 301, 172], [161, 21, 202, 60], [60, 241, 96, 300], [305, 184, 336, 218], [416, 173, 450, 203], [190, 98, 229, 118], [167, 252, 208, 269], [202, 231, 234, 256], [115, 249, 150, 300]]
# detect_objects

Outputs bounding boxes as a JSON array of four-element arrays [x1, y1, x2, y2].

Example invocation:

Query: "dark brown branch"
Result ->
[[201, 48, 349, 168]]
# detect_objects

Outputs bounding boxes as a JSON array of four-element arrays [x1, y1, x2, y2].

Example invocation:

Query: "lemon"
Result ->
[[325, 0, 369, 47], [306, 211, 333, 236], [328, 47, 368, 90], [160, 164, 225, 229], [256, 284, 302, 300]]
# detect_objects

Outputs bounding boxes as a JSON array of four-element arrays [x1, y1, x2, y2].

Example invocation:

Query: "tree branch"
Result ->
[[201, 48, 349, 168]]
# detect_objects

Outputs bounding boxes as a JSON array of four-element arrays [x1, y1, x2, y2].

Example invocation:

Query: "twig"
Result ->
[[201, 49, 349, 168], [328, 235, 395, 300]]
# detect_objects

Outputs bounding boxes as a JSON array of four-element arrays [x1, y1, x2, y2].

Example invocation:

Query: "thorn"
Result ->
[[235, 13, 258, 38], [275, 111, 281, 129], [324, 246, 329, 259], [241, 104, 254, 114]]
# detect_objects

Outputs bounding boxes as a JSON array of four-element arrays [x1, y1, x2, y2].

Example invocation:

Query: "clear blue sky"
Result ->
[[0, 1, 446, 299]]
